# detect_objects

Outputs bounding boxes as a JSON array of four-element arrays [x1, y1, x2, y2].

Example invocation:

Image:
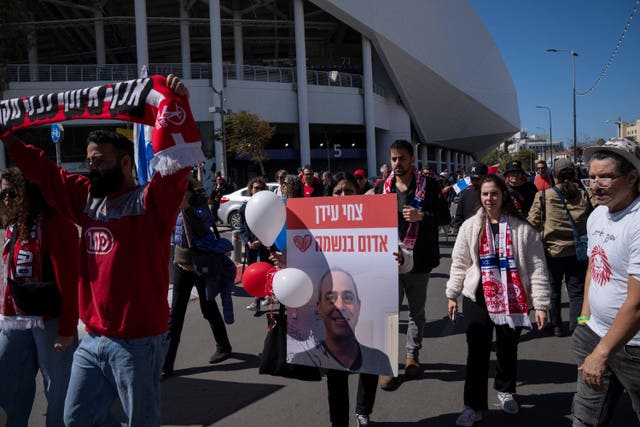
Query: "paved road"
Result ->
[[27, 230, 636, 426]]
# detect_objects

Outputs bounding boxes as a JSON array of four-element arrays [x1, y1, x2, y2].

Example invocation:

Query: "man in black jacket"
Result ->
[[375, 139, 450, 389], [452, 161, 489, 231]]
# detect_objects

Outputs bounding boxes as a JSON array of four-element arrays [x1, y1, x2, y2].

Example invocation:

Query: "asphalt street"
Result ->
[[27, 229, 636, 426]]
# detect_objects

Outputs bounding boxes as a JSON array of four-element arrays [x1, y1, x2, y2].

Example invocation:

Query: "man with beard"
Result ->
[[572, 138, 640, 427], [1, 75, 191, 426], [375, 139, 450, 390]]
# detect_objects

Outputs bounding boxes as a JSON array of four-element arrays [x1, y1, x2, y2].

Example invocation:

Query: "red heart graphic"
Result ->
[[293, 234, 312, 252]]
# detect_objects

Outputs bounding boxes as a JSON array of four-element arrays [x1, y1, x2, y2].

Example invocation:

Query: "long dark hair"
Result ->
[[477, 174, 526, 222], [0, 167, 51, 239]]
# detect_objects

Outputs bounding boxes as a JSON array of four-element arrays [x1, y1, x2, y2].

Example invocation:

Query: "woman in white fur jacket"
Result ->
[[446, 174, 550, 427]]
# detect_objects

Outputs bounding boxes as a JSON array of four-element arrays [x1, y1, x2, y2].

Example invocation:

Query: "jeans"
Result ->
[[63, 332, 168, 427], [0, 318, 77, 427], [572, 324, 640, 426], [164, 264, 232, 372], [546, 255, 587, 332], [399, 271, 431, 360], [462, 289, 522, 411], [326, 370, 378, 426]]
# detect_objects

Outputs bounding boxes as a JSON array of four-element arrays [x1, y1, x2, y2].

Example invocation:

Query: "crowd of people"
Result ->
[[0, 74, 638, 427]]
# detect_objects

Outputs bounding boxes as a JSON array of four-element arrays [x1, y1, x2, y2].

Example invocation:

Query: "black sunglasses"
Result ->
[[0, 189, 17, 200]]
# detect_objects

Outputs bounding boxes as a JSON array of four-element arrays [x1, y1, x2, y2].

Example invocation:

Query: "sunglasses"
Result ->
[[0, 189, 17, 200]]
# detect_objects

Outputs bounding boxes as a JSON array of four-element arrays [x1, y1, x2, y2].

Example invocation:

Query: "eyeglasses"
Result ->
[[87, 156, 105, 168], [0, 189, 17, 200], [580, 176, 621, 190]]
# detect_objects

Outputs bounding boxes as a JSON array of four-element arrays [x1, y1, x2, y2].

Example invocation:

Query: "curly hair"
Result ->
[[0, 167, 50, 239]]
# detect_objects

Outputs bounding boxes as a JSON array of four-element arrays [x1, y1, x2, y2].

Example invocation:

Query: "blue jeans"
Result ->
[[63, 332, 168, 427], [572, 324, 640, 426], [399, 271, 431, 360], [0, 318, 77, 427]]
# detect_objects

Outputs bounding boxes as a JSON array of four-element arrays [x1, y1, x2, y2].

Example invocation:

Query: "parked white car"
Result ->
[[216, 183, 280, 229]]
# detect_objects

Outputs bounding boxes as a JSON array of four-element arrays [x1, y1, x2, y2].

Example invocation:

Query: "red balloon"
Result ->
[[242, 262, 277, 297]]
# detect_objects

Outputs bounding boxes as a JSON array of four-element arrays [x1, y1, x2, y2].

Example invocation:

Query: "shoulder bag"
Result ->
[[259, 304, 322, 381], [551, 186, 588, 261]]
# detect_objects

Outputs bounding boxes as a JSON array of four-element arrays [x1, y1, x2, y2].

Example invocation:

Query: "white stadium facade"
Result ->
[[3, 0, 519, 185]]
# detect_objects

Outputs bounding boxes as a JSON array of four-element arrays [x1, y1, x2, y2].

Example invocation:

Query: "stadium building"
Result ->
[[2, 0, 520, 186]]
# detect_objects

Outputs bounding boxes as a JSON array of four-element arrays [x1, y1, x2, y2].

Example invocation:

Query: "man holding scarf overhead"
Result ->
[[1, 74, 201, 426], [375, 139, 450, 390]]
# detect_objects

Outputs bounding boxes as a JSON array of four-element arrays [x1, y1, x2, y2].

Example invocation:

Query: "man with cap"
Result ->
[[452, 161, 489, 230], [354, 169, 372, 194], [504, 160, 538, 217], [571, 137, 640, 426]]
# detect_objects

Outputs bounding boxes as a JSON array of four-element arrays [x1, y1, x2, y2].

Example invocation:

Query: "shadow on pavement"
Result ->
[[423, 316, 466, 337], [160, 377, 283, 425], [169, 352, 262, 376], [517, 359, 576, 385]]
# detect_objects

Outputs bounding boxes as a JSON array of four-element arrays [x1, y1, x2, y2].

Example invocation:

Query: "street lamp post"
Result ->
[[209, 86, 231, 177], [547, 49, 578, 163], [536, 105, 553, 164]]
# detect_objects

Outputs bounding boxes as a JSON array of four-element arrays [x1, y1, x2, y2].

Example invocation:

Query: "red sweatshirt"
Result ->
[[9, 142, 189, 339]]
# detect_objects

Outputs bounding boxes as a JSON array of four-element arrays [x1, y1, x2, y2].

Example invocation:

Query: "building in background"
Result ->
[[2, 0, 520, 188], [620, 119, 639, 141]]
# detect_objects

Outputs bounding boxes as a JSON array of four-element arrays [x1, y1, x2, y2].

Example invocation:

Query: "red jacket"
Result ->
[[9, 142, 189, 338]]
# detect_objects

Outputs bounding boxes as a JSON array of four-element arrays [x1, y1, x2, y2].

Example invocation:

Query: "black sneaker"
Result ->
[[209, 350, 231, 364]]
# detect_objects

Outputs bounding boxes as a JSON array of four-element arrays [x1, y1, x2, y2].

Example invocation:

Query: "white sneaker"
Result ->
[[246, 302, 258, 311], [497, 392, 519, 414], [456, 406, 482, 426]]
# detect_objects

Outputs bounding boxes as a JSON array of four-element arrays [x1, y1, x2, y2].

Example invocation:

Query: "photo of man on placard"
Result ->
[[291, 268, 393, 376]]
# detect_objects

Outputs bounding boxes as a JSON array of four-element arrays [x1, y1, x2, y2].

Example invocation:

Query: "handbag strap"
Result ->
[[539, 190, 546, 238], [550, 186, 581, 240], [180, 209, 194, 249]]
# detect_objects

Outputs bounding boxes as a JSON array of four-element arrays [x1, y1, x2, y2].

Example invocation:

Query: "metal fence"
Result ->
[[6, 63, 385, 96]]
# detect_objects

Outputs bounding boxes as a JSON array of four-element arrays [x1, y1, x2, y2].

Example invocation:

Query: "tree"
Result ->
[[224, 111, 276, 176], [0, 0, 33, 92]]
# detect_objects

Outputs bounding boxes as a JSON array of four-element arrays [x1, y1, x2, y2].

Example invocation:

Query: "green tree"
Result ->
[[224, 111, 276, 176], [0, 0, 32, 92]]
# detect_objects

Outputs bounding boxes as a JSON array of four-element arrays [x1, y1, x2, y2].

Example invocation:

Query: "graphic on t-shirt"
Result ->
[[591, 245, 611, 286]]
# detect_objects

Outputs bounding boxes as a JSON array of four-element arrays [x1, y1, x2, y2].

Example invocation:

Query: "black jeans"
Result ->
[[326, 370, 378, 426], [463, 288, 522, 411], [546, 255, 587, 333], [164, 264, 232, 372]]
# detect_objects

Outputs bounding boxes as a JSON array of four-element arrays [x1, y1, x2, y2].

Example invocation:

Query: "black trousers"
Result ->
[[164, 264, 232, 372], [463, 288, 522, 411], [326, 370, 378, 426], [546, 255, 587, 333]]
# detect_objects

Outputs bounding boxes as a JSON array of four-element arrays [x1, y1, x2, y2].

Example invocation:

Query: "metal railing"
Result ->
[[6, 63, 385, 96]]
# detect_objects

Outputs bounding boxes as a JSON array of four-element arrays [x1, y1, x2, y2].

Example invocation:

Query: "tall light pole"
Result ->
[[536, 105, 553, 164], [547, 49, 578, 163]]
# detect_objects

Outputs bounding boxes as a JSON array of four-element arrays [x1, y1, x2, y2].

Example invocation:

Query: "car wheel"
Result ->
[[229, 211, 242, 230]]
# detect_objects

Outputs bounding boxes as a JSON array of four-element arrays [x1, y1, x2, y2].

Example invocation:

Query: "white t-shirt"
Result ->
[[586, 195, 640, 346]]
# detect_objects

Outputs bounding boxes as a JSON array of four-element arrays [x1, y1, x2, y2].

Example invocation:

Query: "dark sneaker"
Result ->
[[209, 350, 231, 364], [379, 376, 399, 391]]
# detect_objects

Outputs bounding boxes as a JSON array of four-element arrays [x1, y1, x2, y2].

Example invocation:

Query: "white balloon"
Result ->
[[245, 190, 286, 247], [272, 268, 314, 308]]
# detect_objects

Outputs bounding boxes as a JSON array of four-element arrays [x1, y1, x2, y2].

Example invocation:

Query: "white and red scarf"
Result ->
[[479, 216, 531, 328], [0, 75, 204, 176], [0, 219, 46, 330], [383, 167, 426, 251]]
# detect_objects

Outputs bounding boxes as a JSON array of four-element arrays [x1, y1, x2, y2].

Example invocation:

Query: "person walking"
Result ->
[[446, 174, 550, 426], [0, 168, 80, 427], [528, 158, 592, 337], [571, 138, 640, 426], [163, 177, 233, 376]]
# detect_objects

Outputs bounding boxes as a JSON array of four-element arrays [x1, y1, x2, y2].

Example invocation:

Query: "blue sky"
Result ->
[[469, 0, 640, 148]]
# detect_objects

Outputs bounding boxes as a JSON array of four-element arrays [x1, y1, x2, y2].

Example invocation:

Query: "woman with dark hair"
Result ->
[[0, 167, 80, 426], [528, 158, 592, 336], [164, 176, 233, 376], [446, 174, 550, 426]]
